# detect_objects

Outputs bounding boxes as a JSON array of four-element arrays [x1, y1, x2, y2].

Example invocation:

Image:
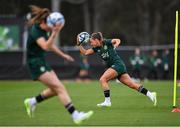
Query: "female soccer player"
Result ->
[[77, 32, 157, 107], [24, 5, 93, 124]]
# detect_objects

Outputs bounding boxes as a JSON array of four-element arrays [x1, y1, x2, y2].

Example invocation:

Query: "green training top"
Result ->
[[149, 56, 160, 69], [129, 54, 145, 69], [92, 39, 122, 67], [26, 24, 49, 60]]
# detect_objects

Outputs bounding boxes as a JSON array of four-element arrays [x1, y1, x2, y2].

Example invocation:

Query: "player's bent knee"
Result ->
[[99, 77, 107, 84]]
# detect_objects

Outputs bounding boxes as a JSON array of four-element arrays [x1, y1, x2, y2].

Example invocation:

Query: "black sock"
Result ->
[[138, 86, 148, 95], [35, 94, 46, 103], [104, 90, 110, 97], [65, 102, 76, 114]]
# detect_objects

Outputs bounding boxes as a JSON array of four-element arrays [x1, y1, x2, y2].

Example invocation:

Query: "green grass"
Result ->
[[0, 80, 180, 126]]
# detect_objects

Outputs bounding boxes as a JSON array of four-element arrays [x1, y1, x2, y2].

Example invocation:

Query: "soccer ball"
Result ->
[[47, 12, 65, 27], [78, 32, 90, 45]]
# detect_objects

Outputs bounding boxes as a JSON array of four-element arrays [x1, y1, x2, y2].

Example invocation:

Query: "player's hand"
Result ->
[[112, 39, 120, 49], [113, 44, 119, 49], [56, 24, 64, 31], [52, 24, 64, 34], [51, 27, 59, 37], [76, 34, 81, 46], [63, 54, 74, 62]]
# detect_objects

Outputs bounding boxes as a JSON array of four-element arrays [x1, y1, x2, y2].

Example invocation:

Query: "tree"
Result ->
[[89, 0, 180, 45]]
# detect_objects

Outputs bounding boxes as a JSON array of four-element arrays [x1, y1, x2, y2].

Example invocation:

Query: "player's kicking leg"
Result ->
[[24, 93, 47, 118], [151, 92, 157, 106], [97, 102, 111, 107], [97, 90, 111, 107], [97, 68, 117, 107], [24, 88, 54, 118], [24, 98, 36, 118], [72, 110, 94, 124], [119, 73, 157, 106], [24, 97, 94, 124]]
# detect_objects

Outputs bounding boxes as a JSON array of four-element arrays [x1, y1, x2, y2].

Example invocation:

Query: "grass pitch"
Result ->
[[0, 80, 180, 126]]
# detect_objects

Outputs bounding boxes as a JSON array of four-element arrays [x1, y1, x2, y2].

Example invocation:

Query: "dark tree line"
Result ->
[[88, 0, 180, 45], [56, 0, 180, 46]]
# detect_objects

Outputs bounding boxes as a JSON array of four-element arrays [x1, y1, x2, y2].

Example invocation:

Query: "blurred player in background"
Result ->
[[77, 32, 157, 107], [24, 5, 93, 124], [147, 50, 161, 80], [76, 53, 91, 82], [161, 49, 170, 79], [129, 48, 145, 81]]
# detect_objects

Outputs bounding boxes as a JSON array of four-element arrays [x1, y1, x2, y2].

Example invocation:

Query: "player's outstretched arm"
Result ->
[[76, 34, 94, 56], [50, 44, 74, 62], [79, 46, 94, 56], [36, 25, 61, 51]]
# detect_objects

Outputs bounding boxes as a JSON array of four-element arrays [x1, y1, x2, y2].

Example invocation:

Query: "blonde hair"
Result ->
[[27, 5, 50, 26]]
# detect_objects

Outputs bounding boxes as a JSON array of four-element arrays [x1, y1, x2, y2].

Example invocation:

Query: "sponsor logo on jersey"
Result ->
[[104, 45, 107, 50]]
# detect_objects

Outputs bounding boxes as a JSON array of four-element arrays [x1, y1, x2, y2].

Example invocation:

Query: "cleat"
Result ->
[[97, 101, 111, 107], [152, 92, 157, 106], [24, 98, 36, 118], [73, 111, 93, 125]]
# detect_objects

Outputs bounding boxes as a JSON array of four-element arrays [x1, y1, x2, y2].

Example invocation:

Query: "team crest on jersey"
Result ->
[[111, 65, 115, 68], [104, 45, 107, 50], [40, 66, 45, 72], [47, 32, 51, 36]]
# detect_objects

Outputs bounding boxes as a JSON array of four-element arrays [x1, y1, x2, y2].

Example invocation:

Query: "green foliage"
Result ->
[[1, 0, 180, 46]]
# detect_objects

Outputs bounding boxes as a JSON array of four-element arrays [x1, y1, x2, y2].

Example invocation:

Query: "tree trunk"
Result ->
[[151, 11, 162, 45], [83, 1, 91, 33], [137, 0, 151, 44], [92, 0, 100, 32]]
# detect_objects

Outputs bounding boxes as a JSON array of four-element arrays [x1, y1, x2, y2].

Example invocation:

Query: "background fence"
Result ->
[[0, 46, 179, 80]]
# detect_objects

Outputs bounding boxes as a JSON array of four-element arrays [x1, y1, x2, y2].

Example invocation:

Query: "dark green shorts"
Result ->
[[110, 61, 127, 76], [27, 58, 52, 80]]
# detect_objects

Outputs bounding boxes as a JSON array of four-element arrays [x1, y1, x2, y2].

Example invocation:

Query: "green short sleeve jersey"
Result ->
[[162, 55, 169, 71], [26, 24, 52, 80], [92, 39, 127, 75], [149, 56, 160, 69], [129, 54, 145, 69], [162, 55, 168, 65], [26, 24, 48, 59], [92, 39, 121, 67]]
